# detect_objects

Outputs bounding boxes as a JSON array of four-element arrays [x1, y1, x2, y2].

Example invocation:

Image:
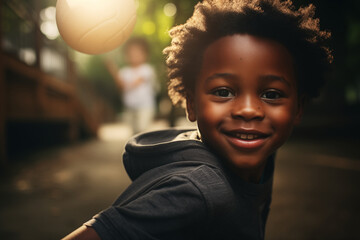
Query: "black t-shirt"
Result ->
[[85, 129, 274, 240]]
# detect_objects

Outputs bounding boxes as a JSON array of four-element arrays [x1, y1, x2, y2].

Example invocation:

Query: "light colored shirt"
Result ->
[[119, 63, 156, 109]]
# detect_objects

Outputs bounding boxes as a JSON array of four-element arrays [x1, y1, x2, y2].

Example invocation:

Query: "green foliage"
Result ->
[[347, 19, 360, 75]]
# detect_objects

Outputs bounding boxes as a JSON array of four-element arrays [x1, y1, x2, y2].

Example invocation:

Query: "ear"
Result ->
[[186, 93, 197, 122], [294, 95, 305, 125]]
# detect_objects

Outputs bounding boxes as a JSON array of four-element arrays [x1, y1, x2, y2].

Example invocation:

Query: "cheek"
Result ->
[[195, 100, 228, 135], [267, 105, 297, 133], [196, 100, 229, 124]]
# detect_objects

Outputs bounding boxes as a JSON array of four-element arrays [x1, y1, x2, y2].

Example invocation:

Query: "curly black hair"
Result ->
[[163, 0, 332, 106]]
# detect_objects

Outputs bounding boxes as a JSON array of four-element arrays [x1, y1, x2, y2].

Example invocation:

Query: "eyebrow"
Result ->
[[205, 73, 235, 83], [205, 73, 292, 87], [259, 75, 292, 87]]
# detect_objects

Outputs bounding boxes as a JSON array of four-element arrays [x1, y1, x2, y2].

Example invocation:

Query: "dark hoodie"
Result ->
[[85, 129, 274, 240]]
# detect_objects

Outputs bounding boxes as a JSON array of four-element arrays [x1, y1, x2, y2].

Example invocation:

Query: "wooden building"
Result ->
[[0, 1, 113, 163]]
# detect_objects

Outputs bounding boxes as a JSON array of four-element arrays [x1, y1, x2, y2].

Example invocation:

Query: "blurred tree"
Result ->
[[345, 1, 360, 107], [292, 0, 360, 113]]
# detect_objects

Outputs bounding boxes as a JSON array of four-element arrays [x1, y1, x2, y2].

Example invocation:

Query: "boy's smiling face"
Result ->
[[187, 34, 303, 182]]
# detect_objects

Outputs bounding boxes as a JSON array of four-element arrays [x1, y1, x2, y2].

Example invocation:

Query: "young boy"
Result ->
[[105, 37, 157, 134], [63, 0, 332, 239]]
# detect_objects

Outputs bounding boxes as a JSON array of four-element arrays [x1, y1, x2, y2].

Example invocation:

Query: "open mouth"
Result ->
[[225, 131, 268, 140], [231, 133, 261, 140], [222, 130, 269, 149]]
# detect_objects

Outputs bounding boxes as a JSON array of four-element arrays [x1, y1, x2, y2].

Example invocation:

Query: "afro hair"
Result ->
[[163, 0, 332, 106]]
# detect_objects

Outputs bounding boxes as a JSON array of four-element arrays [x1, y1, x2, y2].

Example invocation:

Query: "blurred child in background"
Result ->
[[105, 37, 158, 134]]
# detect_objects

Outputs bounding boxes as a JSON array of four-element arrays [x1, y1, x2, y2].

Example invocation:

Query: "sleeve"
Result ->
[[142, 65, 160, 93], [85, 174, 208, 240]]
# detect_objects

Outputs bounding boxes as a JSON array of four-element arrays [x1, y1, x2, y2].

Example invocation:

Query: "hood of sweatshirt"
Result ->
[[123, 128, 222, 181]]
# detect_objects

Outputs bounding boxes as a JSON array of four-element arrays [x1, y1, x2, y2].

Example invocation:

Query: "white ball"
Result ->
[[56, 0, 137, 54]]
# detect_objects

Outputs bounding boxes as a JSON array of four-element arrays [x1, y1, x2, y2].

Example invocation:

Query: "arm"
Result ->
[[62, 226, 101, 240], [104, 59, 145, 91], [103, 59, 125, 90], [69, 172, 208, 239]]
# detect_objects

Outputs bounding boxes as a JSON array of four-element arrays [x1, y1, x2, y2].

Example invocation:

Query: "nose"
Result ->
[[231, 94, 264, 121]]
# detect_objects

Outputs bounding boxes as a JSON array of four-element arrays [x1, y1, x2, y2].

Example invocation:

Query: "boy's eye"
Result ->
[[260, 90, 282, 100], [212, 88, 234, 98]]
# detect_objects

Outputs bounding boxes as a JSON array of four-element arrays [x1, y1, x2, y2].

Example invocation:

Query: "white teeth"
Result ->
[[235, 133, 259, 140]]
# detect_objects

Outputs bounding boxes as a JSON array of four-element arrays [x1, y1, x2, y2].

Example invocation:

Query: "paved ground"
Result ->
[[0, 119, 359, 240], [266, 138, 360, 240]]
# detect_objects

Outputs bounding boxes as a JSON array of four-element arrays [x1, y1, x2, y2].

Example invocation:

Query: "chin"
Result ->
[[227, 154, 267, 170]]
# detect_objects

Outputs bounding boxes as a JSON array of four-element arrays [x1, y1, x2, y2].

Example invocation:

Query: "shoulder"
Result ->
[[139, 63, 155, 74], [181, 164, 237, 216], [119, 66, 132, 76], [140, 63, 153, 70], [135, 163, 235, 216], [119, 161, 235, 215]]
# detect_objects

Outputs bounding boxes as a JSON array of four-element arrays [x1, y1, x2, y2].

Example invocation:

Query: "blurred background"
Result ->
[[0, 0, 359, 239]]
